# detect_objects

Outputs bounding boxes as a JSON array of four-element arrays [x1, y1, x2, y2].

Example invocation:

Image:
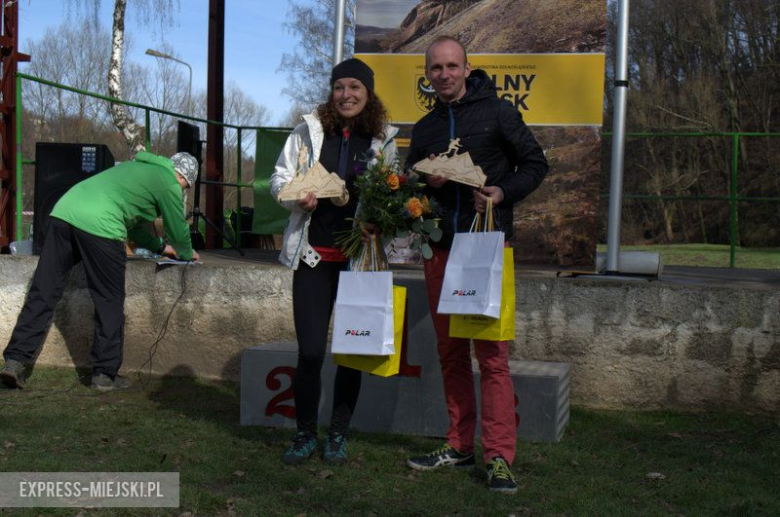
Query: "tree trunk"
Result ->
[[646, 139, 675, 242], [107, 0, 144, 155]]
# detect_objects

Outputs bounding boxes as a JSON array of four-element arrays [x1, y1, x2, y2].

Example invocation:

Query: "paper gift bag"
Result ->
[[449, 247, 515, 341], [333, 285, 406, 377], [331, 271, 395, 355], [437, 230, 504, 318]]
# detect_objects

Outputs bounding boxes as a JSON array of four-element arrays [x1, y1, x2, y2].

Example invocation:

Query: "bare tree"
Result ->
[[280, 104, 310, 127], [222, 81, 271, 207], [604, 0, 780, 247], [68, 0, 179, 155], [136, 45, 191, 151], [278, 0, 356, 114], [24, 21, 114, 143]]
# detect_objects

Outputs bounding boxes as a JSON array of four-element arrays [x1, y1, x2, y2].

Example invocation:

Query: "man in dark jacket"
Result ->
[[0, 151, 200, 391], [405, 36, 548, 494]]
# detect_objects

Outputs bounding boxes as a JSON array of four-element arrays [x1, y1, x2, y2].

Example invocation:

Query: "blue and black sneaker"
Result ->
[[406, 443, 475, 470], [486, 456, 517, 494], [322, 432, 348, 464], [282, 431, 317, 465]]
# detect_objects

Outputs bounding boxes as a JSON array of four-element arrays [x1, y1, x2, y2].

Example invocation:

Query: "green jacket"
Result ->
[[51, 151, 194, 260]]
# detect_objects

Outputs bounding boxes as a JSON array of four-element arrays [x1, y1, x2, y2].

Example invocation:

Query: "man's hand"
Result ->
[[425, 153, 447, 188], [297, 192, 318, 212], [162, 244, 199, 262], [474, 186, 504, 213], [360, 222, 380, 243], [427, 175, 447, 188]]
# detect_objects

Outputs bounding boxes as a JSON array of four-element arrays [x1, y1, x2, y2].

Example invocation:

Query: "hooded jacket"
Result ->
[[405, 69, 548, 249], [271, 112, 399, 270], [50, 151, 194, 260]]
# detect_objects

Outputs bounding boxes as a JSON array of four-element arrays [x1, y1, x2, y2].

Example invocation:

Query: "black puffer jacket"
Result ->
[[405, 69, 548, 249]]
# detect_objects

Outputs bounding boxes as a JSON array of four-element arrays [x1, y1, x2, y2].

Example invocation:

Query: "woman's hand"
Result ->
[[297, 192, 318, 212]]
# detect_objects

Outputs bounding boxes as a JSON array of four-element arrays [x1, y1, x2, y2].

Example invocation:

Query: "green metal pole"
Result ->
[[15, 74, 24, 240], [235, 128, 242, 248], [729, 135, 739, 268]]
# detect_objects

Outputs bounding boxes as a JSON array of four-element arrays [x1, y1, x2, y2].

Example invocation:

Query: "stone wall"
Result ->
[[1, 256, 778, 413]]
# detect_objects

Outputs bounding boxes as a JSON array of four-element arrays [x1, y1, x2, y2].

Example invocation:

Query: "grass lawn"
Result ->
[[597, 243, 780, 269], [1, 366, 779, 516]]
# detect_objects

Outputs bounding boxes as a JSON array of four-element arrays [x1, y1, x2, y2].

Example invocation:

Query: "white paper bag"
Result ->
[[331, 271, 395, 355], [437, 231, 504, 318]]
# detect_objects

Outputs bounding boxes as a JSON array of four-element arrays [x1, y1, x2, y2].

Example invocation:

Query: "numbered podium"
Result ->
[[240, 271, 571, 442]]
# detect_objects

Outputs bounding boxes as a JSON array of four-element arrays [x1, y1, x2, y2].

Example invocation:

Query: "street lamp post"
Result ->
[[145, 48, 193, 114]]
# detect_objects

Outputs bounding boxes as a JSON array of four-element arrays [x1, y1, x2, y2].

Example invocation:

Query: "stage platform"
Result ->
[[199, 247, 780, 291], [1, 248, 778, 414]]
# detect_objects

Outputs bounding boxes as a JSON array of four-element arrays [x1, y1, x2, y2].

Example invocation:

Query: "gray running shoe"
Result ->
[[1, 359, 27, 389], [91, 373, 131, 391]]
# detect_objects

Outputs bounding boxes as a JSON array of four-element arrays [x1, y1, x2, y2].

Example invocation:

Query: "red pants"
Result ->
[[424, 246, 517, 464]]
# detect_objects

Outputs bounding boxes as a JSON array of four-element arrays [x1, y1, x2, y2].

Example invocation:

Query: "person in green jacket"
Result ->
[[0, 151, 200, 391]]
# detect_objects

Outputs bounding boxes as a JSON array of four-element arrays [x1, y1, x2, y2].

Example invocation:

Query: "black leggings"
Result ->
[[292, 260, 362, 435]]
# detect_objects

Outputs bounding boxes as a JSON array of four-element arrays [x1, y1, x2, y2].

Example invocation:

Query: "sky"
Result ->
[[18, 0, 301, 125]]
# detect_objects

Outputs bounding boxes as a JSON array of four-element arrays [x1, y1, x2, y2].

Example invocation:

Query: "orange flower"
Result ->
[[421, 195, 432, 214], [386, 173, 400, 190], [406, 197, 423, 218]]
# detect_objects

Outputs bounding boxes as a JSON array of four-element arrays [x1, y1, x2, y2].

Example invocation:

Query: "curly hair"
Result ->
[[316, 89, 389, 140]]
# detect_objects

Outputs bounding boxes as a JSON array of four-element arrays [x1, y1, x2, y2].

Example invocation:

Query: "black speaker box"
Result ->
[[33, 143, 115, 254], [177, 121, 202, 165]]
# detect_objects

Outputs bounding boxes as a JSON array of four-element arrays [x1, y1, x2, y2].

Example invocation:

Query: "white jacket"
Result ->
[[270, 113, 399, 270]]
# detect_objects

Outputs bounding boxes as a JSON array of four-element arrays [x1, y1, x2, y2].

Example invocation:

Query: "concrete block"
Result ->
[[240, 271, 570, 442], [241, 344, 570, 442], [508, 360, 570, 442]]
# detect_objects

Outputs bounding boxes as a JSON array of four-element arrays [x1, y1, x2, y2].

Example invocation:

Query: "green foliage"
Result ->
[[598, 244, 780, 269], [1, 366, 778, 516]]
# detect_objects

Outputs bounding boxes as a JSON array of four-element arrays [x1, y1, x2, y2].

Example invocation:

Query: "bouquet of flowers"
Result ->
[[336, 151, 441, 265]]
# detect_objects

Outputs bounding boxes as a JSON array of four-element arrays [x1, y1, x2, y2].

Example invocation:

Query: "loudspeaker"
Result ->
[[33, 143, 115, 254], [177, 121, 202, 165]]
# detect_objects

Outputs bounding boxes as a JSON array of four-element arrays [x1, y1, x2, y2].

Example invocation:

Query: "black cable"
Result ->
[[137, 263, 188, 389], [0, 262, 191, 401]]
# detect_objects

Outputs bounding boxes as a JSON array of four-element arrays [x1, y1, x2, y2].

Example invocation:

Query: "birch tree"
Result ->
[[69, 0, 179, 155]]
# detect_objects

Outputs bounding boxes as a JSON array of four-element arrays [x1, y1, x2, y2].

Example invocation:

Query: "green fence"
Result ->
[[603, 131, 780, 268], [14, 72, 292, 249], [16, 74, 780, 266]]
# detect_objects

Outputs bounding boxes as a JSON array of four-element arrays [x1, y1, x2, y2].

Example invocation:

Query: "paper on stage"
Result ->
[[154, 258, 202, 266]]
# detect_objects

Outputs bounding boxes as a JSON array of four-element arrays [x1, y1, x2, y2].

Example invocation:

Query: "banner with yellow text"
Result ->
[[355, 0, 607, 268], [356, 53, 605, 126]]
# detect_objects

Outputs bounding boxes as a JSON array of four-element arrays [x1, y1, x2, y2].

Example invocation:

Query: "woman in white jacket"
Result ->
[[271, 58, 398, 465]]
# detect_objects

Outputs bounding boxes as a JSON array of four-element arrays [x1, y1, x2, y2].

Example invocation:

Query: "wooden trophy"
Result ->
[[412, 138, 487, 188], [277, 145, 349, 206]]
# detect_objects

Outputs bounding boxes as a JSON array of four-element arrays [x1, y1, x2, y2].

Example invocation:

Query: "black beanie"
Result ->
[[330, 58, 374, 92]]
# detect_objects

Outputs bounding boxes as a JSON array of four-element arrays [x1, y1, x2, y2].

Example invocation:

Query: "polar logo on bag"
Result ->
[[452, 289, 477, 296], [345, 329, 371, 337]]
